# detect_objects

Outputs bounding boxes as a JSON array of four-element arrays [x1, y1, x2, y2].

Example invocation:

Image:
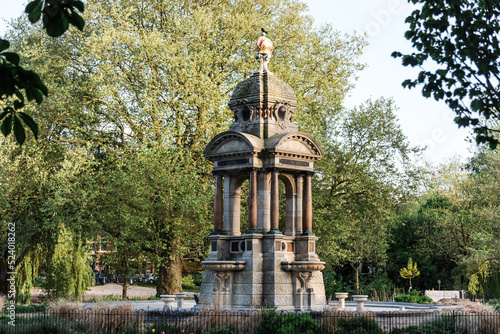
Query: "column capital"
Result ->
[[302, 171, 315, 177], [212, 170, 224, 177]]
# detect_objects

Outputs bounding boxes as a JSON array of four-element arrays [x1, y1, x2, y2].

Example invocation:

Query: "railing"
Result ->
[[1, 307, 499, 333]]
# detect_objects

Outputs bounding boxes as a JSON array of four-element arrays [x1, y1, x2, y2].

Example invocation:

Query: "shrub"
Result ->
[[202, 324, 236, 334], [255, 308, 318, 334], [334, 317, 384, 334], [390, 324, 448, 334], [145, 322, 182, 334], [0, 315, 87, 334], [182, 275, 198, 291], [394, 291, 433, 304]]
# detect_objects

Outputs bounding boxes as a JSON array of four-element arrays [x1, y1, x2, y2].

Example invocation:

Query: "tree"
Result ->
[[313, 98, 421, 292], [0, 0, 85, 144], [6, 0, 367, 294], [393, 0, 500, 148], [400, 257, 420, 286], [0, 138, 98, 300]]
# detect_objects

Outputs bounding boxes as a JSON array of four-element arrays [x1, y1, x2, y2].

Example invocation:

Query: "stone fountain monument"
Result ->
[[199, 32, 326, 311]]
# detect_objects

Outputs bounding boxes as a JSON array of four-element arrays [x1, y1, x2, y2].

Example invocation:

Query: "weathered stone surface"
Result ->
[[198, 33, 326, 311]]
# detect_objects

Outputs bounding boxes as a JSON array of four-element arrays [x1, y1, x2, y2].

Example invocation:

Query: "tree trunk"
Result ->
[[157, 253, 182, 297], [353, 261, 361, 294], [122, 281, 128, 299], [0, 255, 8, 296]]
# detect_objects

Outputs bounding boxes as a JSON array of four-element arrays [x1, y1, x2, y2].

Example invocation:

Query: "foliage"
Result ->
[[487, 298, 500, 312], [181, 274, 201, 291], [5, 0, 366, 295], [394, 291, 433, 304], [1, 302, 47, 314], [393, 0, 500, 148], [25, 0, 85, 38], [400, 258, 420, 286], [314, 98, 420, 291], [0, 315, 87, 334], [0, 0, 85, 144], [390, 324, 447, 334], [0, 139, 98, 299], [202, 325, 236, 334], [334, 317, 384, 334], [388, 148, 500, 295], [255, 308, 318, 334]]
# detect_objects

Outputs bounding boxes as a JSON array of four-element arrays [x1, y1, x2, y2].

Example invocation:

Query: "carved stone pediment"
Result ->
[[265, 132, 324, 159], [204, 131, 264, 159]]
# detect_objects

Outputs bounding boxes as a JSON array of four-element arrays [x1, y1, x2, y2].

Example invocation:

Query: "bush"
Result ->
[[394, 291, 433, 304], [202, 324, 236, 334], [182, 274, 199, 291], [487, 298, 500, 312], [145, 322, 181, 334], [390, 324, 448, 334], [255, 308, 319, 334], [0, 315, 87, 334], [1, 302, 48, 314], [334, 317, 384, 334]]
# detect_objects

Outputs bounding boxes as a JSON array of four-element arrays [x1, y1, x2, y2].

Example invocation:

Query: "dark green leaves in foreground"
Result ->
[[0, 108, 38, 145], [0, 1, 85, 144], [0, 39, 45, 144], [393, 0, 500, 149], [25, 0, 85, 37]]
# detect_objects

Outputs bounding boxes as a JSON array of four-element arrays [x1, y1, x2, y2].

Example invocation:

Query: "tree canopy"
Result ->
[[393, 0, 500, 149]]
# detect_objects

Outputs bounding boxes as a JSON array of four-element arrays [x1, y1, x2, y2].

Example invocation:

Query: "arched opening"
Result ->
[[278, 106, 286, 122], [241, 106, 251, 122]]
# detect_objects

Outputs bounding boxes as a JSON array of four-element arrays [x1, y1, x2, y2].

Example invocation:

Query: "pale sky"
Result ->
[[1, 0, 473, 163]]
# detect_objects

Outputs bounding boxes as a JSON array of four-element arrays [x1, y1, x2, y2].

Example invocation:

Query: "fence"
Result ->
[[1, 307, 499, 334]]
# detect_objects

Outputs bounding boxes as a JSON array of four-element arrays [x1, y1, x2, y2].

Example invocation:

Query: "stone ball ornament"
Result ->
[[256, 35, 273, 54]]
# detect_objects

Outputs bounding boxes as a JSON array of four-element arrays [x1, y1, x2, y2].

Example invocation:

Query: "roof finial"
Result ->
[[255, 28, 273, 72]]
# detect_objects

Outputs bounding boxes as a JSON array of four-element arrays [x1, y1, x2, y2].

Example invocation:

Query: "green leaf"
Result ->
[[0, 110, 8, 121], [13, 100, 24, 110], [1, 114, 13, 137], [27, 0, 43, 24], [69, 11, 85, 31], [18, 112, 39, 139], [45, 12, 70, 38], [25, 0, 41, 13], [0, 39, 10, 53], [2, 52, 20, 66], [73, 0, 85, 12], [13, 115, 26, 145]]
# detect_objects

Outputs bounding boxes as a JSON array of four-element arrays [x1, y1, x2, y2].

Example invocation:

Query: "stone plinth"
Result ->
[[353, 295, 369, 312], [335, 292, 349, 309]]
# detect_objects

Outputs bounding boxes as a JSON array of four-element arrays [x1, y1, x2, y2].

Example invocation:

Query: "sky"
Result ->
[[0, 0, 474, 164]]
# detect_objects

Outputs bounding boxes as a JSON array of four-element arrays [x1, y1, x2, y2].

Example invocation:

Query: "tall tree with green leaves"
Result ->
[[0, 138, 98, 300], [393, 0, 500, 148], [313, 98, 421, 292], [6, 0, 367, 294]]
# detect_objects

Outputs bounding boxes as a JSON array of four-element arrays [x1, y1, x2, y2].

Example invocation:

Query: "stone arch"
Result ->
[[278, 173, 296, 235]]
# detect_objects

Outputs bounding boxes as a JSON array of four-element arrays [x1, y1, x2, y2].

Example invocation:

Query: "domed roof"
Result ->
[[229, 72, 297, 107]]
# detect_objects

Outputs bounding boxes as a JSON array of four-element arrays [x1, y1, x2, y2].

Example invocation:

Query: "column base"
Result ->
[[210, 230, 224, 236], [302, 230, 314, 236], [267, 228, 282, 234]]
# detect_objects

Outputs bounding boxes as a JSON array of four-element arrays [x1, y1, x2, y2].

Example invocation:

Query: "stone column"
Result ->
[[257, 172, 271, 232], [295, 174, 303, 235], [302, 172, 314, 235], [212, 172, 223, 235], [269, 169, 280, 234], [230, 189, 241, 236], [247, 169, 258, 233]]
